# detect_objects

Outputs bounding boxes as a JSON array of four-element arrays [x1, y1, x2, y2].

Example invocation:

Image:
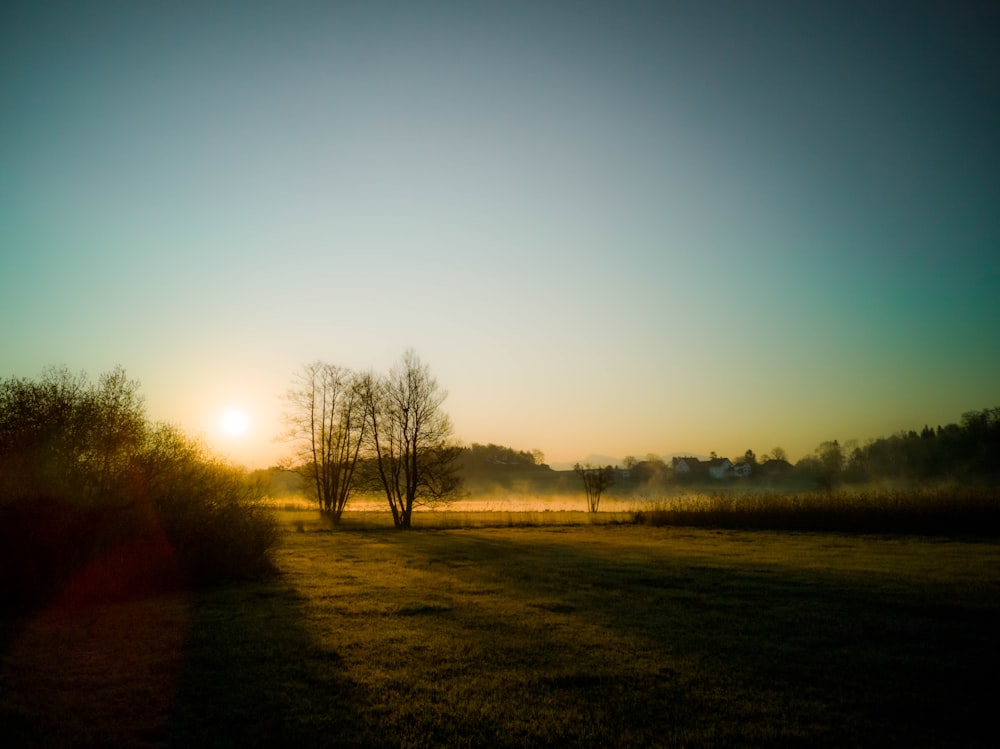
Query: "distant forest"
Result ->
[[798, 407, 1000, 487], [259, 407, 1000, 497]]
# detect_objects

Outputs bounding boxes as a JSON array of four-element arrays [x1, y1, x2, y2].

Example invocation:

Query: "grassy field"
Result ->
[[3, 514, 999, 747]]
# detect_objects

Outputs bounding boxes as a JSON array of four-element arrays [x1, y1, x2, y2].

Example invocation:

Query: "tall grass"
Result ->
[[633, 484, 1000, 536]]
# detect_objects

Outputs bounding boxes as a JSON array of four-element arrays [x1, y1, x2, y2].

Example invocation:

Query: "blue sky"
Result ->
[[3, 1, 998, 468]]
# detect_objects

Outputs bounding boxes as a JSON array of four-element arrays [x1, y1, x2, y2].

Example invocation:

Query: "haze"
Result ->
[[3, 1, 998, 468]]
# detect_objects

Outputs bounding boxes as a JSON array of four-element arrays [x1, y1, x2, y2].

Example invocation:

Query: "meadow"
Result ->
[[3, 506, 999, 747]]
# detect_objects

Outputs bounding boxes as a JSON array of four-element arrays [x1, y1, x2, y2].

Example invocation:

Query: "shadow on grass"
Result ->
[[370, 528, 1000, 747], [1, 573, 369, 747], [165, 575, 369, 747]]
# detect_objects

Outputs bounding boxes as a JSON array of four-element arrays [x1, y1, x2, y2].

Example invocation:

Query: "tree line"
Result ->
[[615, 408, 1000, 490], [796, 408, 1000, 487]]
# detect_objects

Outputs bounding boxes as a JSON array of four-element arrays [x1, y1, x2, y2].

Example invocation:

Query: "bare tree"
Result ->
[[285, 362, 368, 524], [364, 350, 460, 529], [574, 463, 615, 513]]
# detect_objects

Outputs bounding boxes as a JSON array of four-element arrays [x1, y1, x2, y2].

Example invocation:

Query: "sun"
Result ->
[[219, 408, 250, 437]]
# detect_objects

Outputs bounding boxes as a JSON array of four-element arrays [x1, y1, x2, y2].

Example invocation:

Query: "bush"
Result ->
[[142, 438, 279, 584], [0, 368, 278, 608]]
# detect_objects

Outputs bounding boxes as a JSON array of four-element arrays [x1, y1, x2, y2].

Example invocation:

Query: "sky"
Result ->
[[3, 0, 999, 469]]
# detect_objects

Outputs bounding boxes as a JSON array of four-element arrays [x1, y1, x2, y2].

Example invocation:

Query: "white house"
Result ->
[[732, 462, 752, 478], [674, 456, 752, 479], [706, 458, 734, 479]]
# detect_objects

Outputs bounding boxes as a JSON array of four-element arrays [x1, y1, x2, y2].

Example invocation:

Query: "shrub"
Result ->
[[144, 440, 279, 585], [0, 369, 278, 608]]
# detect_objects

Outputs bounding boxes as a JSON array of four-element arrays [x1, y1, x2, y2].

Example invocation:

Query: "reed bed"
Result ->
[[633, 485, 1000, 536]]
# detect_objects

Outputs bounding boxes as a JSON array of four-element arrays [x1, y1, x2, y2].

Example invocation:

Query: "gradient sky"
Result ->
[[3, 1, 998, 469]]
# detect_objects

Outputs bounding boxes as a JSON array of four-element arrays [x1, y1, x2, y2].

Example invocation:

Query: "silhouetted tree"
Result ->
[[0, 365, 144, 505], [284, 362, 369, 524], [574, 463, 615, 512], [364, 350, 461, 529], [0, 366, 87, 502], [464, 443, 538, 467], [840, 407, 1000, 483], [814, 440, 844, 488], [632, 456, 668, 487], [961, 408, 1000, 476], [82, 367, 146, 503]]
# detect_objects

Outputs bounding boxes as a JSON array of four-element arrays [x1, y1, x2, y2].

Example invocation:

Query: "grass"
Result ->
[[3, 519, 1000, 746]]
